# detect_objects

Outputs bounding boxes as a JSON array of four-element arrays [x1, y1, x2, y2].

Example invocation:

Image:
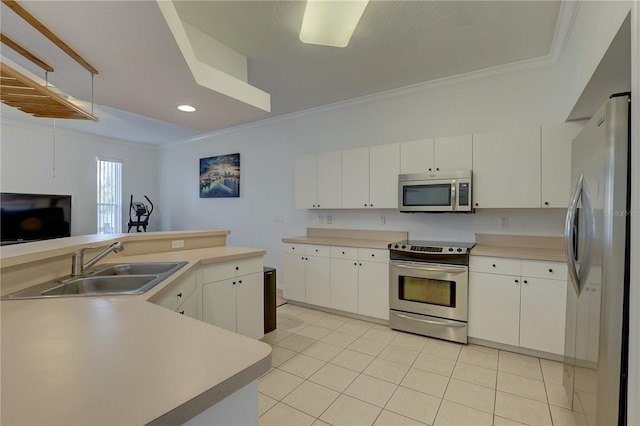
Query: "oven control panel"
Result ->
[[388, 241, 472, 255]]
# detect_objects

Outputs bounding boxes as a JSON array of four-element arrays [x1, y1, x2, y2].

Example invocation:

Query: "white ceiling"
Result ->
[[1, 1, 564, 144]]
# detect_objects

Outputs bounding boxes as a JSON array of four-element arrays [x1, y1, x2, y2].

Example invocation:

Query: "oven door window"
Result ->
[[398, 276, 456, 308], [403, 184, 452, 207]]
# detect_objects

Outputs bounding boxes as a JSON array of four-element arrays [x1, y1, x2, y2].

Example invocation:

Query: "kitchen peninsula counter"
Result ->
[[0, 231, 270, 425]]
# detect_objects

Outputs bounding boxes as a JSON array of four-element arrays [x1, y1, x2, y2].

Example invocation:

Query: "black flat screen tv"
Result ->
[[1, 192, 71, 245]]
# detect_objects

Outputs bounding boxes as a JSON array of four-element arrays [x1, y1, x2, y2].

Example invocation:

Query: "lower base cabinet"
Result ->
[[283, 243, 389, 321], [469, 256, 567, 355], [202, 273, 264, 340]]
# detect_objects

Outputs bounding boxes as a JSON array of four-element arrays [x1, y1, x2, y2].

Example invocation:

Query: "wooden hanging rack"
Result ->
[[0, 0, 99, 120]]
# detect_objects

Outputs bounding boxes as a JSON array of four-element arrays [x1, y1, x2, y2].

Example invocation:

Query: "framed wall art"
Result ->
[[199, 153, 240, 198]]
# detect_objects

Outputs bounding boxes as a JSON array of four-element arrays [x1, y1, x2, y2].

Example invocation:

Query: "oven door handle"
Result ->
[[394, 313, 466, 328], [390, 261, 467, 274]]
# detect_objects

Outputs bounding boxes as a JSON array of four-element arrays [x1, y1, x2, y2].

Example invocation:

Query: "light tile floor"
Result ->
[[259, 304, 591, 426]]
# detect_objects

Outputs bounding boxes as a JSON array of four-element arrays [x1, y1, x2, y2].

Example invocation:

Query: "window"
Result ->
[[97, 158, 122, 234]]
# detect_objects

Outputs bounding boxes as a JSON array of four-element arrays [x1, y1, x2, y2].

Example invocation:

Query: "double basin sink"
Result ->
[[2, 262, 187, 299]]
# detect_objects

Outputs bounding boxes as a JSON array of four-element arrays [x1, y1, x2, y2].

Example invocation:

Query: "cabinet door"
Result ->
[[306, 255, 331, 308], [358, 261, 389, 320], [400, 139, 435, 173], [468, 272, 520, 346], [520, 277, 567, 355], [202, 279, 236, 333], [541, 123, 582, 208], [294, 154, 317, 209], [177, 290, 199, 319], [317, 150, 342, 208], [369, 143, 400, 208], [472, 127, 541, 208], [434, 134, 473, 171], [283, 253, 306, 302], [236, 273, 264, 340], [341, 147, 370, 208], [330, 258, 359, 313]]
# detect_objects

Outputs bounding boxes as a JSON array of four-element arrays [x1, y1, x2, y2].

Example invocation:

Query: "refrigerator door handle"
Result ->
[[564, 175, 594, 296]]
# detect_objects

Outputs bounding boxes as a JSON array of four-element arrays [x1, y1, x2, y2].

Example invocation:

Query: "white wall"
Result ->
[[558, 1, 632, 119], [158, 65, 568, 279], [0, 119, 160, 236]]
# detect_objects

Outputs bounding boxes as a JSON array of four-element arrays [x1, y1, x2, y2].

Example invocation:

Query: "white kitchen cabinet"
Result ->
[[357, 249, 389, 320], [472, 127, 541, 208], [294, 154, 317, 209], [400, 139, 434, 174], [282, 244, 330, 307], [330, 257, 359, 313], [341, 144, 400, 209], [155, 269, 199, 319], [329, 246, 389, 320], [282, 247, 307, 302], [541, 123, 583, 208], [469, 256, 567, 355], [433, 134, 473, 171], [294, 151, 341, 209], [305, 245, 331, 308], [202, 273, 263, 340], [317, 151, 342, 208], [201, 257, 264, 340], [400, 135, 472, 174], [283, 243, 390, 320], [177, 289, 198, 318], [519, 276, 567, 354], [341, 147, 370, 208], [468, 271, 521, 346], [369, 143, 400, 208]]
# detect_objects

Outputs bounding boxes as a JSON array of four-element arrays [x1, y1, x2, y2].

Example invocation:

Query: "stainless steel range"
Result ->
[[388, 240, 474, 344]]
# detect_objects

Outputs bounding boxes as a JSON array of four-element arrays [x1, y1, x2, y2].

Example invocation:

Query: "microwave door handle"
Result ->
[[451, 182, 457, 210]]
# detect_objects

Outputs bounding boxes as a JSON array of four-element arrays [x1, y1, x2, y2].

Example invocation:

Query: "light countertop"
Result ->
[[1, 240, 270, 425], [470, 234, 566, 262]]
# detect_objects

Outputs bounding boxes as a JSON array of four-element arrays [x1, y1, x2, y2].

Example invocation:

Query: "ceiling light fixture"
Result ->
[[299, 0, 369, 48], [177, 104, 196, 112]]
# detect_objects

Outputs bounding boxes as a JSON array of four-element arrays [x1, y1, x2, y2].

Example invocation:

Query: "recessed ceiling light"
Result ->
[[177, 105, 196, 112], [299, 0, 369, 48]]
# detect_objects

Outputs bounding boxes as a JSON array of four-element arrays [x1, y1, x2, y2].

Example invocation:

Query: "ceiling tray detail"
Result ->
[[0, 62, 98, 121]]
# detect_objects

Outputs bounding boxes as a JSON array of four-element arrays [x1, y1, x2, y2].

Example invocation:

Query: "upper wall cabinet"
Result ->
[[541, 123, 583, 208], [473, 127, 541, 208], [295, 151, 341, 209], [341, 144, 400, 209], [400, 135, 472, 174]]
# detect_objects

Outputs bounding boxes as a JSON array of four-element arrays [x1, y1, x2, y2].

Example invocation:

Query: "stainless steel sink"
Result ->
[[91, 262, 185, 276], [1, 261, 188, 299]]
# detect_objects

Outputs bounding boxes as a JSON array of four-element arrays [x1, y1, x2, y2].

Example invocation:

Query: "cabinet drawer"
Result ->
[[306, 244, 330, 257], [359, 248, 389, 263], [331, 246, 359, 259], [283, 243, 306, 255], [201, 256, 263, 283], [157, 270, 197, 311], [522, 260, 567, 280], [470, 256, 521, 275]]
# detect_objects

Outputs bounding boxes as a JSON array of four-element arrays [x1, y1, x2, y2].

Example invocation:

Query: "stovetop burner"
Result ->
[[388, 240, 475, 255]]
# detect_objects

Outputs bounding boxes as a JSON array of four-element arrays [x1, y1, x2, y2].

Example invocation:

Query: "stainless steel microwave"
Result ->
[[398, 171, 473, 212]]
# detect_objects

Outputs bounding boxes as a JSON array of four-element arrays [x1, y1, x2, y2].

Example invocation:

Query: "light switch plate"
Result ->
[[171, 240, 184, 248]]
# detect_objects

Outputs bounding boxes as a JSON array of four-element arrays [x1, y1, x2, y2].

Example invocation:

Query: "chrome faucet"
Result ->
[[71, 242, 124, 276]]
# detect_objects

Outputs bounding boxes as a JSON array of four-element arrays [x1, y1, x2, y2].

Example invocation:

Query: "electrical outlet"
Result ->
[[318, 215, 324, 224], [379, 215, 385, 225], [326, 215, 332, 224], [171, 240, 184, 249], [499, 217, 509, 230]]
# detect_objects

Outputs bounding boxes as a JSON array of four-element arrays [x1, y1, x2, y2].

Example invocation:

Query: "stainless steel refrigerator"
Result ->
[[563, 93, 631, 425]]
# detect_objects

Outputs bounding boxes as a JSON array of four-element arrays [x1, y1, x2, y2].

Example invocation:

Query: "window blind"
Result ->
[[97, 158, 122, 234]]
